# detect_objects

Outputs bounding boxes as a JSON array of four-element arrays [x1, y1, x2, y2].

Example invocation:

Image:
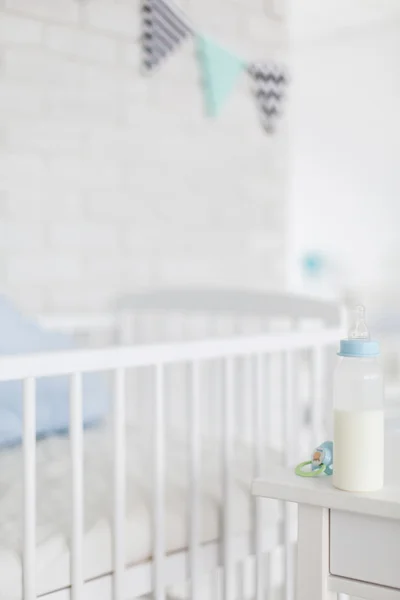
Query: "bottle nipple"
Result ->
[[349, 304, 370, 340]]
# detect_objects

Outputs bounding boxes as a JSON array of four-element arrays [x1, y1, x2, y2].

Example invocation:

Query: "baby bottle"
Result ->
[[333, 305, 384, 492]]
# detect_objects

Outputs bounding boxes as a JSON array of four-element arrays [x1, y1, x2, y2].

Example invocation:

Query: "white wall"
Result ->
[[288, 18, 400, 302], [0, 0, 288, 314]]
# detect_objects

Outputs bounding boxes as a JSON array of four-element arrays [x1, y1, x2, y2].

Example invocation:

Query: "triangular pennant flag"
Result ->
[[141, 0, 193, 73], [248, 62, 288, 133], [195, 34, 245, 117]]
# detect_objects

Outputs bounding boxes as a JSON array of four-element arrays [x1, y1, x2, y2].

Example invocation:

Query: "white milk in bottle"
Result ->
[[333, 305, 384, 492]]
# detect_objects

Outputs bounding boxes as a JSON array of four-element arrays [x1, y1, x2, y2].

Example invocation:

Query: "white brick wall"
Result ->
[[44, 24, 118, 64], [0, 13, 43, 43], [5, 0, 80, 24], [0, 0, 288, 313], [82, 0, 138, 38]]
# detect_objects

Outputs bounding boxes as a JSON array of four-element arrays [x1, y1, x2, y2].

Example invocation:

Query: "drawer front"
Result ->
[[330, 510, 400, 589]]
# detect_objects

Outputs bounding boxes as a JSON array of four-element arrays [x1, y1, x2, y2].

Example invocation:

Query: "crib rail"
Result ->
[[0, 329, 339, 381], [2, 327, 342, 600]]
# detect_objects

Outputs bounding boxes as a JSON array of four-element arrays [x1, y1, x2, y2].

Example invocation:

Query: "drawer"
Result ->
[[330, 509, 400, 589]]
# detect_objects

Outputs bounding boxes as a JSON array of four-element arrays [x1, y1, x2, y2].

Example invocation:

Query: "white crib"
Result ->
[[2, 289, 342, 600], [40, 289, 342, 444]]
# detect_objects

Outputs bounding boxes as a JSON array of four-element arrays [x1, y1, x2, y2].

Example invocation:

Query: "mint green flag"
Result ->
[[195, 34, 246, 117]]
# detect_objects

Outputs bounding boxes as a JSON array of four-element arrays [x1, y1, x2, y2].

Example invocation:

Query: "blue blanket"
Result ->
[[0, 297, 109, 446]]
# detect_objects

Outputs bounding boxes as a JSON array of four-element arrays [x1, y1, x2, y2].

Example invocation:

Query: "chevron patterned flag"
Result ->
[[141, 0, 193, 72], [248, 62, 288, 133]]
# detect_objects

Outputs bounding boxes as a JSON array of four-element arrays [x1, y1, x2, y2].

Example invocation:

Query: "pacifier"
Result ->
[[295, 441, 333, 477]]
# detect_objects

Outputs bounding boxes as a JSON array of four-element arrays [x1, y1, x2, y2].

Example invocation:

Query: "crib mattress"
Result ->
[[0, 422, 281, 598]]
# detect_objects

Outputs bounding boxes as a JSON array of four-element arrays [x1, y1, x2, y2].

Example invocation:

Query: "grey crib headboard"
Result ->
[[38, 288, 343, 346], [114, 288, 342, 343], [115, 288, 340, 323]]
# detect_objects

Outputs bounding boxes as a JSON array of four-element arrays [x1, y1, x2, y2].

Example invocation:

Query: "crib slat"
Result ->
[[254, 354, 264, 480], [236, 561, 245, 600], [23, 377, 36, 600], [242, 355, 253, 444], [254, 354, 264, 600], [70, 372, 84, 599], [190, 361, 201, 600], [312, 345, 325, 444], [113, 368, 126, 600], [283, 351, 295, 600], [223, 357, 234, 600], [154, 364, 165, 600], [283, 351, 294, 467], [254, 354, 275, 600]]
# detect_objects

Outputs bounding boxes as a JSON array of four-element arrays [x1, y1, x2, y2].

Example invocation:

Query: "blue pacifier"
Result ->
[[295, 441, 333, 477]]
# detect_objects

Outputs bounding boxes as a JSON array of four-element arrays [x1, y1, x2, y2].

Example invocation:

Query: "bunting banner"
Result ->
[[248, 62, 288, 133], [141, 0, 193, 72], [140, 0, 287, 133], [195, 34, 246, 117]]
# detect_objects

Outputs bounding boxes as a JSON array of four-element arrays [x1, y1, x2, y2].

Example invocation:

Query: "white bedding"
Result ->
[[0, 422, 281, 598]]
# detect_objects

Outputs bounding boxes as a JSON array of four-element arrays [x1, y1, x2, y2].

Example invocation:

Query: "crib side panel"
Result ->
[[10, 324, 340, 600]]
